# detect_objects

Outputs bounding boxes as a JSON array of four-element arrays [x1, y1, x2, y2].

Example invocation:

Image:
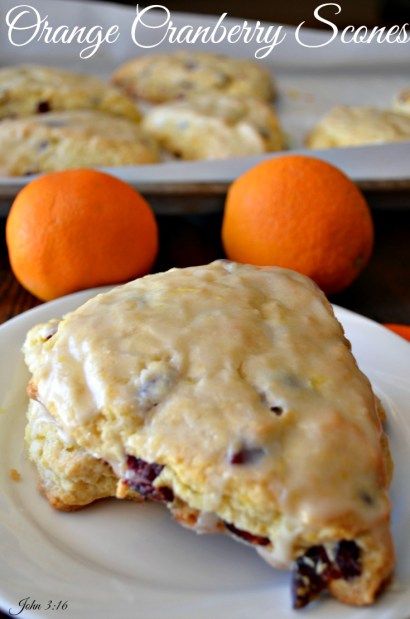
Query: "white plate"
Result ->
[[0, 289, 409, 619], [0, 0, 410, 205]]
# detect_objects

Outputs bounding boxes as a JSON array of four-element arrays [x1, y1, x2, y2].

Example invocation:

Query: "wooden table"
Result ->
[[1, 198, 410, 327]]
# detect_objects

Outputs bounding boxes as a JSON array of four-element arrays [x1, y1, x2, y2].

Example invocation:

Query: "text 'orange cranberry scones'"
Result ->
[[23, 261, 393, 609]]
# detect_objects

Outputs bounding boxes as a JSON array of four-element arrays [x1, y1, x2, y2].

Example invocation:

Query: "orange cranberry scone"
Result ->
[[23, 261, 393, 608], [25, 398, 140, 510], [0, 64, 141, 122], [307, 105, 410, 148], [142, 93, 285, 160], [112, 52, 275, 103], [0, 111, 159, 176]]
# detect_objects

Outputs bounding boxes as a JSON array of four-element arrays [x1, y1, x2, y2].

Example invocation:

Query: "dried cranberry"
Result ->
[[360, 490, 374, 506], [44, 324, 58, 340], [293, 561, 325, 607], [37, 140, 49, 152], [37, 100, 51, 113], [292, 545, 332, 608], [230, 447, 265, 465], [125, 456, 173, 503], [292, 541, 362, 608], [259, 392, 284, 416], [184, 61, 198, 70], [224, 522, 270, 546], [335, 540, 361, 579]]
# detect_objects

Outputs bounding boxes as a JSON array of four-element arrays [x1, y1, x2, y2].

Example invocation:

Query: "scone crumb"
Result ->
[[10, 468, 21, 482], [116, 479, 129, 499]]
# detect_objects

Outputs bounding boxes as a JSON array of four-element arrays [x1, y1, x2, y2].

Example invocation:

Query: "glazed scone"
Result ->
[[25, 399, 125, 510], [307, 105, 410, 148], [0, 64, 141, 122], [112, 52, 275, 103], [0, 110, 159, 176], [23, 261, 393, 608], [393, 89, 410, 116], [142, 94, 285, 160], [25, 319, 138, 510]]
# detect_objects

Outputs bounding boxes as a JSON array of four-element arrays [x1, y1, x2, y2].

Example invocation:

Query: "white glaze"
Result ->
[[23, 261, 390, 561]]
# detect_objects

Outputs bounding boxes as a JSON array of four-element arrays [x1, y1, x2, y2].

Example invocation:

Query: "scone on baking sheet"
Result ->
[[393, 89, 410, 116], [23, 261, 393, 609], [0, 64, 141, 122], [112, 51, 275, 103], [0, 110, 159, 176], [143, 94, 285, 160], [307, 105, 410, 149]]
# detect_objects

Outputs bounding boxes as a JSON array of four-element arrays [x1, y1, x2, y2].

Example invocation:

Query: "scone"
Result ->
[[307, 105, 410, 148], [112, 51, 275, 103], [0, 64, 141, 122], [142, 94, 285, 160], [23, 261, 393, 609], [25, 321, 138, 511], [26, 399, 125, 510], [393, 89, 410, 116], [0, 110, 159, 176]]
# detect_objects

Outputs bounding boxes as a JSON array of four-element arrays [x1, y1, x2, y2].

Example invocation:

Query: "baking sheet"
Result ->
[[0, 0, 409, 203]]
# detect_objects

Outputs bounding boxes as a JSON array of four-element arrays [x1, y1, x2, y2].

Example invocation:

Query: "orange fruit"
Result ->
[[6, 169, 158, 301], [222, 155, 374, 294], [384, 324, 410, 342]]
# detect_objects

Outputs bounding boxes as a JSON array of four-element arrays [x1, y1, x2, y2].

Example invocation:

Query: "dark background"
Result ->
[[90, 0, 410, 27]]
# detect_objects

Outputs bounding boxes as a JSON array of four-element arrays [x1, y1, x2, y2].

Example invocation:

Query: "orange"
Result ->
[[6, 169, 158, 301], [384, 324, 410, 342], [222, 155, 374, 294]]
